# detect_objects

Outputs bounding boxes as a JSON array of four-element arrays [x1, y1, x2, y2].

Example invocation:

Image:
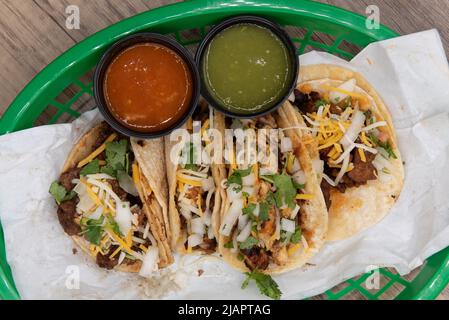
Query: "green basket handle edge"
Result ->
[[397, 246, 449, 300], [0, 225, 20, 300]]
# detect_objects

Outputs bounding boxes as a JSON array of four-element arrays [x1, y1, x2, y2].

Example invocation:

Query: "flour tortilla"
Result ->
[[218, 114, 328, 275], [281, 64, 404, 241], [61, 123, 173, 272], [165, 111, 227, 252]]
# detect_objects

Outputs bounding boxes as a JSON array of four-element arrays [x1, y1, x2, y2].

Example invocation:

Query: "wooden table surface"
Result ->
[[0, 0, 448, 300]]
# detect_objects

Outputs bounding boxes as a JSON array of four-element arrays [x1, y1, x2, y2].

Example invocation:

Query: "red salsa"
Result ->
[[104, 43, 193, 133]]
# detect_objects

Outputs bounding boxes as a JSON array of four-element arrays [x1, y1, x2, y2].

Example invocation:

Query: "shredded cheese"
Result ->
[[296, 194, 314, 200], [110, 246, 122, 259], [361, 131, 372, 147], [358, 148, 367, 162], [77, 133, 117, 168], [176, 173, 203, 187], [106, 228, 133, 254], [288, 243, 302, 256]]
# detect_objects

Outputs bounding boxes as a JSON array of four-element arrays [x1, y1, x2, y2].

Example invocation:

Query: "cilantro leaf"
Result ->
[[368, 134, 397, 159], [242, 203, 257, 221], [80, 159, 101, 176], [105, 139, 128, 173], [106, 214, 122, 237], [100, 165, 116, 177], [315, 100, 327, 109], [259, 202, 271, 222], [224, 241, 234, 249], [80, 216, 105, 245], [271, 174, 297, 209], [292, 181, 305, 190], [241, 270, 282, 300], [226, 167, 253, 191], [49, 181, 76, 204], [183, 142, 198, 171], [239, 236, 258, 250], [291, 226, 302, 244]]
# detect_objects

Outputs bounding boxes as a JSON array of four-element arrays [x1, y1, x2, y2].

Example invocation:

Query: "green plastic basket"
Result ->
[[1, 0, 449, 300]]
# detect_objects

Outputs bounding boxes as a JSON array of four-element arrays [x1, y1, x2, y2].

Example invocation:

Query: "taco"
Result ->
[[282, 64, 404, 241], [218, 114, 328, 274], [165, 102, 227, 254], [50, 122, 173, 276]]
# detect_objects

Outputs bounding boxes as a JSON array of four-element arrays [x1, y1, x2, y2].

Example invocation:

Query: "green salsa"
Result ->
[[201, 23, 293, 115]]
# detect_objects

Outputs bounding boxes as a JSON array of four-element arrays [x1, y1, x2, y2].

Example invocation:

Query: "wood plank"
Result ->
[[316, 0, 449, 54], [33, 0, 162, 42], [0, 0, 75, 110]]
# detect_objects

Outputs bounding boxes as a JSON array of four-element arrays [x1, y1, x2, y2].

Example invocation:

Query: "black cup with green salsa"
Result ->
[[196, 16, 298, 118]]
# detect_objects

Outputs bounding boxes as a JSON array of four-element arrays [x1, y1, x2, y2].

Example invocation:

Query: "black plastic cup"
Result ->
[[195, 15, 299, 119], [94, 33, 200, 139]]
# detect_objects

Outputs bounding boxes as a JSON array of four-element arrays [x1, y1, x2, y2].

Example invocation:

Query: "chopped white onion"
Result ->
[[238, 213, 249, 230], [288, 91, 295, 102], [353, 143, 378, 154], [259, 166, 277, 176], [242, 173, 256, 186], [329, 79, 356, 104], [187, 234, 203, 248], [312, 159, 324, 176], [373, 153, 394, 172], [236, 222, 252, 242], [139, 246, 159, 278], [280, 137, 293, 153], [205, 190, 214, 214], [191, 217, 205, 235], [85, 173, 115, 180], [201, 177, 215, 191], [290, 204, 300, 220], [231, 232, 238, 254], [202, 209, 212, 226], [242, 186, 255, 197], [117, 171, 138, 197], [227, 184, 242, 202], [132, 236, 146, 244], [253, 203, 260, 217], [293, 170, 307, 185], [220, 198, 244, 236], [74, 183, 96, 213], [207, 226, 215, 240], [362, 121, 388, 132], [180, 206, 192, 220], [335, 154, 350, 184], [118, 252, 126, 265], [116, 202, 133, 236], [341, 110, 366, 150], [89, 206, 103, 220], [281, 218, 296, 233], [291, 158, 301, 173], [143, 222, 150, 240]]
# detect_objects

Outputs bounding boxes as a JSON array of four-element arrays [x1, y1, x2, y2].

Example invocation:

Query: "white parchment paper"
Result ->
[[1, 30, 449, 299]]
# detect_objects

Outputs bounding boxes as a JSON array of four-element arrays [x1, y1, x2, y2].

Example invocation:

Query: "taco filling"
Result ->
[[173, 106, 219, 253], [220, 116, 312, 271], [291, 80, 398, 209], [50, 123, 160, 276]]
